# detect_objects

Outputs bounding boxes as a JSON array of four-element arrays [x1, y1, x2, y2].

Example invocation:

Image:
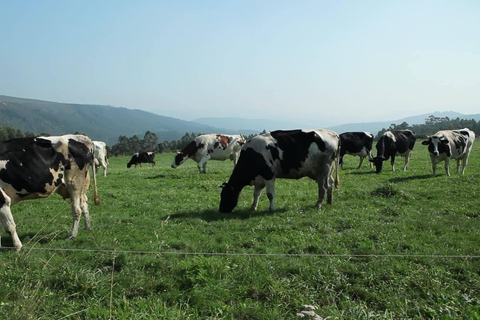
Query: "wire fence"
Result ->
[[2, 246, 479, 259]]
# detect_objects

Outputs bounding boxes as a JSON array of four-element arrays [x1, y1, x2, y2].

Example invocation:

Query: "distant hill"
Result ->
[[0, 95, 238, 145], [194, 111, 480, 136], [192, 117, 307, 132], [326, 111, 475, 134]]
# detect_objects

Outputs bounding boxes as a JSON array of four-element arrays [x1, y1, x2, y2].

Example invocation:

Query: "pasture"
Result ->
[[1, 142, 480, 319]]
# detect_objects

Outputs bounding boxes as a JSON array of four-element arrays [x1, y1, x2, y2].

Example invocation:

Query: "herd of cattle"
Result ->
[[0, 128, 475, 250]]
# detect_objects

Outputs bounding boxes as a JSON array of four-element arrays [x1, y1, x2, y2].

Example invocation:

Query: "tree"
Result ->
[[142, 131, 158, 152]]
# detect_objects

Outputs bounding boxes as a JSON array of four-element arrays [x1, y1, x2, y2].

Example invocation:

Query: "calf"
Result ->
[[422, 128, 475, 176], [172, 134, 246, 173], [93, 140, 109, 177], [0, 134, 99, 250], [219, 129, 340, 213], [339, 132, 373, 169], [370, 130, 416, 173], [127, 152, 155, 168]]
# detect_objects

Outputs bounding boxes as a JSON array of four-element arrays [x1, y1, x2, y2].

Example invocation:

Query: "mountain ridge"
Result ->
[[1, 95, 478, 146]]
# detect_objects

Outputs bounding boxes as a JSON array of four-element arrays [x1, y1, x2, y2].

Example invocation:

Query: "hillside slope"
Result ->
[[0, 95, 230, 145]]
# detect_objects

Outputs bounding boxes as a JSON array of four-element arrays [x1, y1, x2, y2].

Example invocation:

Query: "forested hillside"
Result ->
[[0, 95, 230, 145]]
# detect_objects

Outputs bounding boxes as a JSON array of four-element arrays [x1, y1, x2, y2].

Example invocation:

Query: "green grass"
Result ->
[[1, 142, 480, 319]]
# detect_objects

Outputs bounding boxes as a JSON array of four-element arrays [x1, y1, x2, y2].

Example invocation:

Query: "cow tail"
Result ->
[[91, 149, 100, 205], [334, 140, 340, 189]]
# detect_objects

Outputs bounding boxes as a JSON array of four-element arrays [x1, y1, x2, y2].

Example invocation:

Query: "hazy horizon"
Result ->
[[2, 1, 479, 126]]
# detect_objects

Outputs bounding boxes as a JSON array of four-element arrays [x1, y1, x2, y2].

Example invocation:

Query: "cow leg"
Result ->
[[326, 164, 336, 205], [461, 157, 469, 174], [339, 156, 344, 169], [0, 190, 22, 250], [431, 159, 437, 177], [315, 179, 327, 210], [403, 151, 412, 171], [69, 194, 83, 239], [265, 180, 276, 212], [251, 183, 265, 211], [368, 151, 374, 168], [197, 156, 209, 173], [444, 158, 451, 176], [391, 156, 396, 171], [232, 152, 239, 166], [357, 156, 365, 169], [81, 194, 92, 230]]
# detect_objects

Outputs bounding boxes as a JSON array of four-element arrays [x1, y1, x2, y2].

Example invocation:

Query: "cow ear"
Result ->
[[218, 182, 228, 188], [421, 140, 429, 145], [440, 137, 449, 144]]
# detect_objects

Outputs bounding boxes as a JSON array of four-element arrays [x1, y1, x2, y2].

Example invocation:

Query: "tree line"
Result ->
[[1, 115, 478, 155], [375, 116, 480, 139]]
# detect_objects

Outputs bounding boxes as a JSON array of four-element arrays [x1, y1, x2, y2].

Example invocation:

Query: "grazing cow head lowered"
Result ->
[[171, 134, 245, 173], [127, 152, 155, 168], [369, 130, 416, 174], [219, 129, 340, 213]]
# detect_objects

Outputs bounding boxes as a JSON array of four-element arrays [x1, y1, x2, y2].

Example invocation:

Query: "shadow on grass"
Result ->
[[387, 174, 432, 183], [0, 231, 65, 249], [344, 171, 376, 176], [167, 208, 284, 222]]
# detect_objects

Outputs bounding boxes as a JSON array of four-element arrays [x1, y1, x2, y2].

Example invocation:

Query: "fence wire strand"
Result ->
[[1, 246, 479, 259]]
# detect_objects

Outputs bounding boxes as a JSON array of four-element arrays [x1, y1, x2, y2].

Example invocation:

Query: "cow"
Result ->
[[93, 140, 109, 177], [127, 152, 155, 168], [370, 130, 416, 173], [339, 132, 373, 169], [219, 129, 340, 213], [0, 134, 99, 250], [171, 134, 246, 173], [421, 128, 475, 176]]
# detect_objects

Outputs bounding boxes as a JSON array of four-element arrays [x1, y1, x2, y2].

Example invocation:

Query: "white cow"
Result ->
[[171, 134, 246, 173], [422, 128, 475, 176], [93, 140, 109, 177]]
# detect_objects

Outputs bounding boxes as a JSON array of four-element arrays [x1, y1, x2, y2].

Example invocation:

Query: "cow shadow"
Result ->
[[166, 208, 282, 222], [344, 171, 376, 176], [0, 231, 62, 249], [387, 174, 432, 183]]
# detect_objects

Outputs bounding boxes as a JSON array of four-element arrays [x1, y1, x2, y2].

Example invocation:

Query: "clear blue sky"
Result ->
[[1, 0, 479, 126]]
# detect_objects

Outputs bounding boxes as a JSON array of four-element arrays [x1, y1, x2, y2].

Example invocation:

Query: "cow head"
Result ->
[[422, 135, 449, 157], [171, 151, 187, 168], [219, 182, 240, 213], [369, 156, 385, 173]]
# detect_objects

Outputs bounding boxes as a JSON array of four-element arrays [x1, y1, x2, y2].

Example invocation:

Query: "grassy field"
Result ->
[[1, 141, 480, 319]]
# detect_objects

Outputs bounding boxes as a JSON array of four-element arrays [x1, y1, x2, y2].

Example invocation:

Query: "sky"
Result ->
[[1, 0, 479, 127]]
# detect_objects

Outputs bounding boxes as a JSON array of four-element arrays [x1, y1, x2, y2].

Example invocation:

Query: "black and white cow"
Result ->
[[219, 129, 340, 213], [0, 134, 99, 250], [422, 128, 475, 176], [370, 130, 416, 173], [172, 134, 246, 173], [339, 132, 374, 169], [127, 152, 155, 168], [93, 140, 109, 177]]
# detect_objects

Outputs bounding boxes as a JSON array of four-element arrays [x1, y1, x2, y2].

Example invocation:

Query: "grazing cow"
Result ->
[[339, 132, 374, 169], [219, 129, 340, 213], [93, 140, 109, 177], [370, 130, 416, 173], [0, 134, 99, 250], [172, 134, 246, 173], [127, 152, 155, 168], [422, 128, 475, 176]]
